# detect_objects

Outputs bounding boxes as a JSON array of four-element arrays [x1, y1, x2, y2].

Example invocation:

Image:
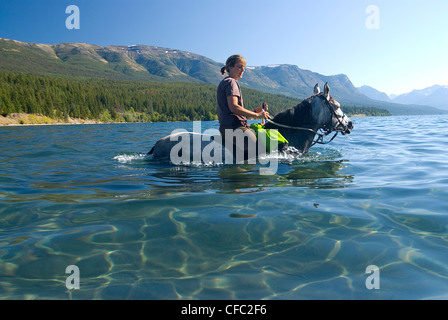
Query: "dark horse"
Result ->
[[264, 83, 353, 154], [148, 83, 353, 163]]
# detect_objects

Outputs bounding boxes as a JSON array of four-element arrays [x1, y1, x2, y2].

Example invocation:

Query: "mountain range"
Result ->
[[0, 38, 445, 115], [358, 85, 448, 110]]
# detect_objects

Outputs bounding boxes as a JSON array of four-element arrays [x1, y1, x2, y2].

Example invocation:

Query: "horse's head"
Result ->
[[265, 83, 353, 154], [312, 83, 353, 135]]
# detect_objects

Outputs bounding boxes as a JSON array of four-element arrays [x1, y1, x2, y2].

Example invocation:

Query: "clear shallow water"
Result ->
[[0, 116, 447, 300]]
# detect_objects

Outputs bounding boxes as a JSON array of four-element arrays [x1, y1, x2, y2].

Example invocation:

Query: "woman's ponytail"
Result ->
[[221, 66, 227, 76]]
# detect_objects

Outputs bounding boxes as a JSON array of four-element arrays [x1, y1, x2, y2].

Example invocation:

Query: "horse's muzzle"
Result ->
[[339, 120, 353, 135], [344, 121, 354, 134]]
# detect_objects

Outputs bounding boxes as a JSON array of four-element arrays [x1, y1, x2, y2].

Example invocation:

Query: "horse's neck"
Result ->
[[273, 98, 313, 126]]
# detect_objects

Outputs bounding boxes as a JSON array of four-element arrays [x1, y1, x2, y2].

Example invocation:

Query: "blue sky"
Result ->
[[1, 0, 447, 95]]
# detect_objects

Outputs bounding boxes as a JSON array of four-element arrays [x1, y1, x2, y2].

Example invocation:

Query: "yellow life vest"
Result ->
[[250, 123, 289, 152]]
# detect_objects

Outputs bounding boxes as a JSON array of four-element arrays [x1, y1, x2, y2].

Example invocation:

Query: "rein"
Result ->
[[265, 96, 348, 147], [265, 118, 338, 146]]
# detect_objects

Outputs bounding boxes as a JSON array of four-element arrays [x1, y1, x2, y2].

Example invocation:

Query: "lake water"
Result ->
[[1, 115, 448, 300]]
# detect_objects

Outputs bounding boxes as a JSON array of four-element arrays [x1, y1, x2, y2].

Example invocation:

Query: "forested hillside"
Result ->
[[0, 39, 443, 116], [0, 72, 390, 124]]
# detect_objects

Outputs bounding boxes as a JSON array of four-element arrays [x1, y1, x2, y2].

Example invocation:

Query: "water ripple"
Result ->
[[1, 117, 448, 299]]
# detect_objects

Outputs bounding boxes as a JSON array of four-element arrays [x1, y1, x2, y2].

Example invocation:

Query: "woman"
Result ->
[[217, 55, 269, 161]]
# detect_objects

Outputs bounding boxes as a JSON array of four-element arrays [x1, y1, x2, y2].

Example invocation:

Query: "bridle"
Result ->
[[327, 96, 351, 136], [265, 95, 349, 147]]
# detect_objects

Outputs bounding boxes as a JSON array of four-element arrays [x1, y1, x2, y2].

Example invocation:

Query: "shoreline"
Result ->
[[0, 113, 107, 126], [0, 112, 376, 127]]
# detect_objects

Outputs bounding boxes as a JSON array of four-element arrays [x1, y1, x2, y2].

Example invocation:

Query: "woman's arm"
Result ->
[[227, 96, 269, 119]]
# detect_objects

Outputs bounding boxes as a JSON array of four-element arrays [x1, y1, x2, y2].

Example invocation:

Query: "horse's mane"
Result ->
[[271, 96, 314, 127]]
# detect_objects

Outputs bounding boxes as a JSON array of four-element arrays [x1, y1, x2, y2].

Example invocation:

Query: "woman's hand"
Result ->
[[256, 103, 270, 119], [256, 110, 270, 119]]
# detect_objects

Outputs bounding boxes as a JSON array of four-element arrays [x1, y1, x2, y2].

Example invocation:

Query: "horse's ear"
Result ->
[[313, 83, 320, 95], [324, 82, 330, 100]]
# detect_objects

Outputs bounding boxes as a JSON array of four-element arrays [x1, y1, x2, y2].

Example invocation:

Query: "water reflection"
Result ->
[[0, 150, 352, 208], [141, 151, 353, 198]]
